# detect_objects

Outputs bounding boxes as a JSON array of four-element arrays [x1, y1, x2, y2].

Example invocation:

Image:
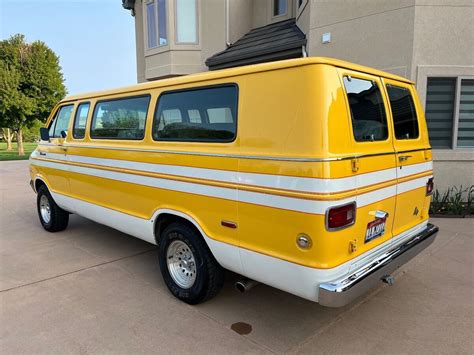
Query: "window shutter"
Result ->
[[457, 79, 474, 147], [425, 78, 456, 148]]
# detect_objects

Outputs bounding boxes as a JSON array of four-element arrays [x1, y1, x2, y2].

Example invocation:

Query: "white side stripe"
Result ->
[[31, 158, 432, 215], [397, 162, 433, 178], [31, 151, 432, 194], [397, 176, 431, 194]]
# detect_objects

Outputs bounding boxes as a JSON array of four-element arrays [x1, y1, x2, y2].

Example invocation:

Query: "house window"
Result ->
[[273, 0, 287, 17], [457, 79, 474, 147], [176, 0, 198, 43], [426, 77, 474, 149], [146, 0, 167, 49]]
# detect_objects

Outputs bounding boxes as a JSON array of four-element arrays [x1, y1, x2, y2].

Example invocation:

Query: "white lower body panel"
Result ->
[[52, 192, 156, 244], [50, 190, 428, 303]]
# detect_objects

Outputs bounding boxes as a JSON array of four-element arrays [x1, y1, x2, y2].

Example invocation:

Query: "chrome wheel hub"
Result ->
[[39, 195, 51, 224], [166, 240, 197, 289]]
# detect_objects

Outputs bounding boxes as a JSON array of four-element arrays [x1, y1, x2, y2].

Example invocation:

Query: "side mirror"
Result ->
[[60, 130, 67, 139], [39, 127, 50, 141]]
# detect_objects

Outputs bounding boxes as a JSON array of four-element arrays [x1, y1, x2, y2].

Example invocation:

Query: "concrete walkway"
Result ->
[[1, 160, 473, 354]]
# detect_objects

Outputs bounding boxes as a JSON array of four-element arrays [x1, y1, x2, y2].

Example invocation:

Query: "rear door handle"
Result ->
[[398, 155, 412, 162], [370, 210, 389, 219], [39, 152, 46, 156], [375, 210, 389, 219]]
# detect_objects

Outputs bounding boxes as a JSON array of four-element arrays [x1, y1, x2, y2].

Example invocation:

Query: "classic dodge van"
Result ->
[[30, 57, 438, 306]]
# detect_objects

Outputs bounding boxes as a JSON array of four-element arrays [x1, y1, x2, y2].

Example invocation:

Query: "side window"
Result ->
[[73, 102, 90, 139], [48, 105, 74, 138], [343, 77, 388, 142], [153, 85, 238, 142], [386, 85, 419, 140], [90, 96, 150, 140]]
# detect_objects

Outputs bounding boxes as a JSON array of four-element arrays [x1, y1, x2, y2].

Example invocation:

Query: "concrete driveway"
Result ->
[[1, 160, 473, 354]]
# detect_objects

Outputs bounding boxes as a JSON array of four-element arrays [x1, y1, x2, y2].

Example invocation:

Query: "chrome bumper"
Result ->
[[318, 223, 439, 307]]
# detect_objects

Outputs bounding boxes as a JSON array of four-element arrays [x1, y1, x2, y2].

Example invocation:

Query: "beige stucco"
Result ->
[[128, 0, 473, 192], [411, 3, 474, 104], [306, 2, 416, 78], [228, 0, 253, 44], [133, 0, 146, 83]]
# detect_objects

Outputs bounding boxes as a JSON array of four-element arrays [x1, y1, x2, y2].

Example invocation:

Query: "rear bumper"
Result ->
[[318, 223, 439, 307]]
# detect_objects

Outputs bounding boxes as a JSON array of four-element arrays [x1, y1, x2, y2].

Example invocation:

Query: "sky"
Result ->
[[0, 0, 137, 96]]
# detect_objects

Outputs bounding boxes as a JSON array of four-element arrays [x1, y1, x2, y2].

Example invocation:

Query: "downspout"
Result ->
[[225, 0, 230, 47]]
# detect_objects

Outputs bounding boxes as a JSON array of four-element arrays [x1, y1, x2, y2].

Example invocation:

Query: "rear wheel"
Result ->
[[36, 185, 69, 232], [159, 222, 224, 304]]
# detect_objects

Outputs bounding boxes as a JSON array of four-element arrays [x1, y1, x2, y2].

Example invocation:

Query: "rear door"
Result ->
[[340, 70, 397, 252], [383, 79, 432, 237]]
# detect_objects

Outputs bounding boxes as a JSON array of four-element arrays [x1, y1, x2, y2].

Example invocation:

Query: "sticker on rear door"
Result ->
[[365, 217, 387, 243]]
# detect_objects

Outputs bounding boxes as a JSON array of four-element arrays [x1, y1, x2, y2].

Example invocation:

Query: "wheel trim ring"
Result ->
[[166, 239, 197, 289], [39, 195, 51, 224]]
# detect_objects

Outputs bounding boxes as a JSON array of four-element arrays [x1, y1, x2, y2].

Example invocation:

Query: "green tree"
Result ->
[[0, 34, 66, 155], [1, 128, 14, 150]]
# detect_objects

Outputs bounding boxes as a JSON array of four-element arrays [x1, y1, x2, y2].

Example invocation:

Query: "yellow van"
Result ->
[[29, 57, 438, 306]]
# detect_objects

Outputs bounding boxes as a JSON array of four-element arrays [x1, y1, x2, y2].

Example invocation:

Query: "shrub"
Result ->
[[430, 185, 474, 216]]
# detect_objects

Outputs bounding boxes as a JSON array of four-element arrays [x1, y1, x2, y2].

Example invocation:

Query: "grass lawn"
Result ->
[[0, 142, 37, 161]]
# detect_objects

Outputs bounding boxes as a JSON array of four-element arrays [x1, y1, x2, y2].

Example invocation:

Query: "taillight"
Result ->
[[426, 177, 434, 196], [326, 202, 356, 230]]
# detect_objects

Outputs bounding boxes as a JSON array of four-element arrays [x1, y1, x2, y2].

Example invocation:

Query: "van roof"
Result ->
[[63, 57, 414, 102]]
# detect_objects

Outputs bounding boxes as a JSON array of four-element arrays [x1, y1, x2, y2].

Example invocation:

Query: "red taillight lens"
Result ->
[[327, 203, 356, 230], [426, 177, 434, 196]]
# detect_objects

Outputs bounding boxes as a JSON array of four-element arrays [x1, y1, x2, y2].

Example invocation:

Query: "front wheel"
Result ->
[[159, 222, 224, 304], [36, 185, 69, 232]]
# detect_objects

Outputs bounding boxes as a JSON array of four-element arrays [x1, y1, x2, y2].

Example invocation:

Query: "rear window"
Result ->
[[343, 77, 388, 142], [90, 96, 150, 140], [386, 85, 419, 140], [153, 85, 238, 142]]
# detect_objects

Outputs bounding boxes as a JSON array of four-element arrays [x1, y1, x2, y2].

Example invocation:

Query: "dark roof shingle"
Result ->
[[206, 19, 306, 70]]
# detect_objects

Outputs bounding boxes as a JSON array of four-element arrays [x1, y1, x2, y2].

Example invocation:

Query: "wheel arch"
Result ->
[[34, 176, 50, 194], [153, 209, 208, 246]]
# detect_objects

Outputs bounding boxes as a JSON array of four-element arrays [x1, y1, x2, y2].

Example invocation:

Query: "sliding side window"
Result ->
[[153, 85, 238, 142]]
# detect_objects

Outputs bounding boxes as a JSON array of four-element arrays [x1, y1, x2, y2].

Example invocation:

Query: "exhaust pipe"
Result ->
[[235, 279, 259, 293]]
